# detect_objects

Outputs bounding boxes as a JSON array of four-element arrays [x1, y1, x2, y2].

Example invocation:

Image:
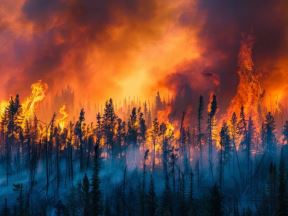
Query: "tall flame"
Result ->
[[57, 105, 69, 131], [22, 80, 48, 122], [225, 35, 264, 131]]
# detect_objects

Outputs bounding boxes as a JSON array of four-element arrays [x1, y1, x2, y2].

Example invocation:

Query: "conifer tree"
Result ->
[[138, 110, 147, 145], [54, 126, 61, 192], [208, 94, 217, 180], [264, 112, 277, 153], [246, 117, 254, 178], [91, 143, 102, 216], [238, 106, 247, 150], [67, 122, 74, 182], [103, 99, 117, 157], [140, 150, 149, 216], [230, 112, 241, 177], [115, 118, 125, 159], [169, 147, 178, 193], [127, 107, 138, 146], [4, 95, 22, 185], [219, 122, 230, 188], [95, 113, 102, 141], [75, 109, 85, 171], [197, 95, 204, 168], [152, 118, 159, 171]]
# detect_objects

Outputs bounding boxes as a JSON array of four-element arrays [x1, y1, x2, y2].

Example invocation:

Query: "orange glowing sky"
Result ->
[[0, 0, 202, 101], [0, 0, 287, 115]]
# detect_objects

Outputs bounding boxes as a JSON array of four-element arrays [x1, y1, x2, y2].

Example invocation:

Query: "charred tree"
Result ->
[[208, 94, 217, 181], [197, 95, 204, 170]]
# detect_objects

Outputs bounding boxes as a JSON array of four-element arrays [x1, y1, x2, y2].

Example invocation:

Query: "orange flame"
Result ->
[[22, 80, 48, 122], [224, 35, 263, 132], [0, 101, 9, 118], [57, 105, 69, 131]]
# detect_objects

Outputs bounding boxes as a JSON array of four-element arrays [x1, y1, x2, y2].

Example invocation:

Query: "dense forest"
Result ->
[[0, 0, 287, 214], [1, 91, 288, 216]]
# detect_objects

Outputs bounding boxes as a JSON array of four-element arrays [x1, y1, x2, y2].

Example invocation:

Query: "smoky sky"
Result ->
[[0, 0, 287, 112], [165, 0, 288, 117], [22, 0, 157, 32], [197, 0, 288, 90], [2, 0, 162, 96]]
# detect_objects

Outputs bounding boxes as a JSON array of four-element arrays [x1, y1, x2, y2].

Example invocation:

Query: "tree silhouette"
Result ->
[[91, 143, 102, 216]]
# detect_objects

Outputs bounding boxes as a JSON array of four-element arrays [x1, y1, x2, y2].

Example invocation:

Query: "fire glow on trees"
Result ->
[[1, 1, 288, 214], [0, 0, 287, 152]]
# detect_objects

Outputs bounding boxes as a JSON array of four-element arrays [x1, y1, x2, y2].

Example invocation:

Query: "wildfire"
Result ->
[[157, 106, 181, 140], [22, 80, 48, 122], [57, 105, 69, 131], [207, 93, 220, 149], [224, 35, 264, 132], [157, 106, 171, 123], [263, 90, 283, 114], [0, 101, 8, 118], [0, 80, 48, 130]]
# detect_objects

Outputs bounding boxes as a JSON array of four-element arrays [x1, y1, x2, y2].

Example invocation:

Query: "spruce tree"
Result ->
[[264, 112, 277, 153], [75, 109, 85, 171], [246, 117, 254, 179], [127, 107, 138, 146], [91, 143, 102, 216], [219, 122, 230, 188], [138, 110, 147, 145], [4, 95, 22, 185], [103, 99, 117, 157]]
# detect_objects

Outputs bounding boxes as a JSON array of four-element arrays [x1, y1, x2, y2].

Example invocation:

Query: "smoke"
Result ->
[[163, 0, 288, 118], [0, 0, 189, 100], [0, 0, 287, 115]]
